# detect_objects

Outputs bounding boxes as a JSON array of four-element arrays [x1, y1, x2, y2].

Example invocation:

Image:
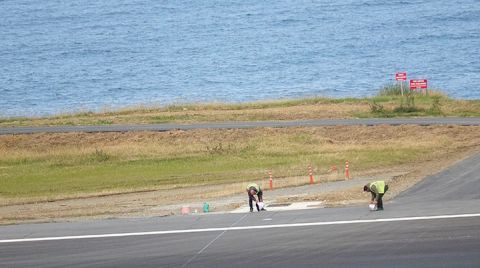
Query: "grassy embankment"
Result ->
[[1, 88, 480, 127], [1, 88, 480, 206]]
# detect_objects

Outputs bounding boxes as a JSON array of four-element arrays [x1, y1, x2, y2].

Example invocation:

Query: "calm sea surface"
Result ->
[[1, 0, 479, 117]]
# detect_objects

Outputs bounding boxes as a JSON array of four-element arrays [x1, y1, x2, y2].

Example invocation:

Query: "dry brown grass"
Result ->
[[3, 125, 478, 159], [0, 102, 370, 127]]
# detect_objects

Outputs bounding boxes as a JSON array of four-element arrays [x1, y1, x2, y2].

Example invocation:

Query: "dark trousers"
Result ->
[[377, 193, 384, 209], [371, 192, 384, 209], [248, 191, 263, 211]]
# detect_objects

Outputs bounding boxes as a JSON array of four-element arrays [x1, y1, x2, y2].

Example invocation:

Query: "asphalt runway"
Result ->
[[1, 117, 480, 134], [1, 152, 480, 267]]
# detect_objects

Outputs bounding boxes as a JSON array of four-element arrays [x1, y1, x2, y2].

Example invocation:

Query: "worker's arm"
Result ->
[[370, 185, 380, 202]]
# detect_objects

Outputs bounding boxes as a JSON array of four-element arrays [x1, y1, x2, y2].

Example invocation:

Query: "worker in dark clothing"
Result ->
[[363, 181, 389, 210], [246, 183, 266, 212]]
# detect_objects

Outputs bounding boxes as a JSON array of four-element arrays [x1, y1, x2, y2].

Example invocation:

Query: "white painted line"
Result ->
[[2, 213, 480, 244]]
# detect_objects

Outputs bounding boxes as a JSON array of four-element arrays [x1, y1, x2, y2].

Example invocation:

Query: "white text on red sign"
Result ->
[[409, 79, 428, 89], [395, 72, 407, 81]]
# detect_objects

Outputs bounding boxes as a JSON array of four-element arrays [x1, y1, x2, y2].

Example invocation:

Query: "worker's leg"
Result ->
[[256, 191, 264, 211], [377, 193, 384, 210], [248, 194, 254, 212]]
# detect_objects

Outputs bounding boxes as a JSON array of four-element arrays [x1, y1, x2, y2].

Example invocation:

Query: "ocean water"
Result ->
[[1, 0, 479, 117]]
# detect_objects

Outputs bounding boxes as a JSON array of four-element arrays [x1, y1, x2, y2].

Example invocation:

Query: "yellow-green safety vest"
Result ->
[[371, 181, 386, 194]]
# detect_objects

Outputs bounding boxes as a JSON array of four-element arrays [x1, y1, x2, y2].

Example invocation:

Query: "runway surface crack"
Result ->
[[180, 214, 248, 267]]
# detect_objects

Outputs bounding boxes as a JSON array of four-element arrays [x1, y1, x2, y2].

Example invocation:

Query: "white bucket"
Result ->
[[369, 203, 377, 211], [257, 202, 265, 210]]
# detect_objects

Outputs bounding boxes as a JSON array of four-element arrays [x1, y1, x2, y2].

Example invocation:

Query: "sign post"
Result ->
[[395, 72, 407, 96], [409, 79, 428, 95]]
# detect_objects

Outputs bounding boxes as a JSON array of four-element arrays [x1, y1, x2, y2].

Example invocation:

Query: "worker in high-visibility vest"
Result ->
[[363, 181, 389, 210], [246, 183, 266, 212]]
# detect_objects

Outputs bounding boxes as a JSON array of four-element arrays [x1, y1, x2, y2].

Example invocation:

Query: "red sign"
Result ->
[[409, 79, 428, 90], [395, 72, 407, 81]]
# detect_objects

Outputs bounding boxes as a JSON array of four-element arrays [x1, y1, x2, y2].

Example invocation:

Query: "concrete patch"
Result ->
[[230, 201, 324, 213]]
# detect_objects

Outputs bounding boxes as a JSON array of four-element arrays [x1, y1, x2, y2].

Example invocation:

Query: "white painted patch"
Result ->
[[1, 213, 480, 244], [263, 218, 273, 221], [230, 201, 323, 213]]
